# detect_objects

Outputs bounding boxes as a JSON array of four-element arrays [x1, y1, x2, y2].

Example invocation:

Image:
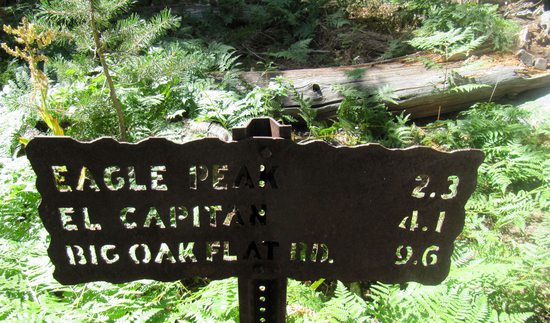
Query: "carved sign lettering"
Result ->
[[26, 137, 483, 285]]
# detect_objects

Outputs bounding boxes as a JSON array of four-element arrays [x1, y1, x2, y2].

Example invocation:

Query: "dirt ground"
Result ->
[[504, 0, 550, 59]]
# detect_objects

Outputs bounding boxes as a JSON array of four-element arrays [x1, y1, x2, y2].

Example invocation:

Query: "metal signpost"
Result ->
[[26, 118, 484, 323]]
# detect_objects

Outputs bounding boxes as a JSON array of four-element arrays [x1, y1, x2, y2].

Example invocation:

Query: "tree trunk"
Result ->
[[89, 0, 128, 141], [242, 57, 550, 120]]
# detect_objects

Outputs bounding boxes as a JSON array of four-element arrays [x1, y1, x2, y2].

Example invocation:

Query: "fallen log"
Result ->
[[241, 56, 550, 119]]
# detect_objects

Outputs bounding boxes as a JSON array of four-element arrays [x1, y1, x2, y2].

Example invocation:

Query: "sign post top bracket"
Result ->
[[232, 117, 292, 141]]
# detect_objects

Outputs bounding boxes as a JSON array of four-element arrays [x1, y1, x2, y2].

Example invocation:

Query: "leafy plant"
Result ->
[[0, 158, 41, 241], [366, 281, 533, 322], [197, 76, 294, 129], [390, 1, 519, 64], [185, 0, 345, 66], [173, 278, 239, 321], [295, 92, 337, 141], [267, 38, 314, 64], [418, 103, 549, 319], [317, 281, 371, 322], [412, 2, 519, 52], [333, 83, 415, 147], [1, 17, 64, 136], [38, 0, 181, 140], [0, 66, 35, 156], [408, 27, 487, 61], [40, 38, 245, 142]]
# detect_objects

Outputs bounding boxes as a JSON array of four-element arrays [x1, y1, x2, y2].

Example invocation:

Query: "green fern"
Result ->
[[268, 39, 313, 63], [198, 76, 293, 129], [0, 158, 41, 241], [327, 9, 350, 29], [407, 2, 519, 53], [492, 311, 534, 323], [174, 278, 239, 322], [449, 83, 491, 93], [332, 83, 414, 147], [407, 27, 486, 59], [367, 281, 533, 322], [317, 281, 369, 322]]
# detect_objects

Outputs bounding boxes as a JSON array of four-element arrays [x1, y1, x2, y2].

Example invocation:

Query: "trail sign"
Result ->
[[27, 118, 483, 322]]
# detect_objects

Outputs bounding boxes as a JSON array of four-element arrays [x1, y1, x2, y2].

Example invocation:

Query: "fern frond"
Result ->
[[327, 10, 350, 28], [268, 38, 313, 63], [491, 310, 533, 322], [318, 281, 369, 322], [449, 83, 491, 93], [176, 278, 239, 321]]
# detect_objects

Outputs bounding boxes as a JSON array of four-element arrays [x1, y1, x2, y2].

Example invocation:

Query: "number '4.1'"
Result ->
[[399, 210, 446, 233]]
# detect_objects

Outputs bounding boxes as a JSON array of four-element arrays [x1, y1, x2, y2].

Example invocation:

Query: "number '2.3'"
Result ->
[[411, 175, 459, 200]]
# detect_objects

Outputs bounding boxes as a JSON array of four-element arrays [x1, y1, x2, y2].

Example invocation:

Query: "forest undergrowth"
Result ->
[[0, 0, 548, 322]]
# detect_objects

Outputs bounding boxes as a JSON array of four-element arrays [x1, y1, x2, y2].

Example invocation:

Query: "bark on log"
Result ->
[[241, 58, 550, 119]]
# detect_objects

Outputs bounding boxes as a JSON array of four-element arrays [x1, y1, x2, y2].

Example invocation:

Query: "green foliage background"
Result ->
[[0, 0, 547, 322]]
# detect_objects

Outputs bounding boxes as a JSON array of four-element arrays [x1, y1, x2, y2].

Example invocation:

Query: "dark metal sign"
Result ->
[[26, 118, 483, 322]]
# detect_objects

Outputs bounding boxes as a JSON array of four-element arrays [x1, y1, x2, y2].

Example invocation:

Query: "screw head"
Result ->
[[260, 147, 272, 159], [253, 265, 265, 274]]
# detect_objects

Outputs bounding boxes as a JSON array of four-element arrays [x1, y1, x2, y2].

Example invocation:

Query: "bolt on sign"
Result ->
[[27, 118, 483, 322]]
